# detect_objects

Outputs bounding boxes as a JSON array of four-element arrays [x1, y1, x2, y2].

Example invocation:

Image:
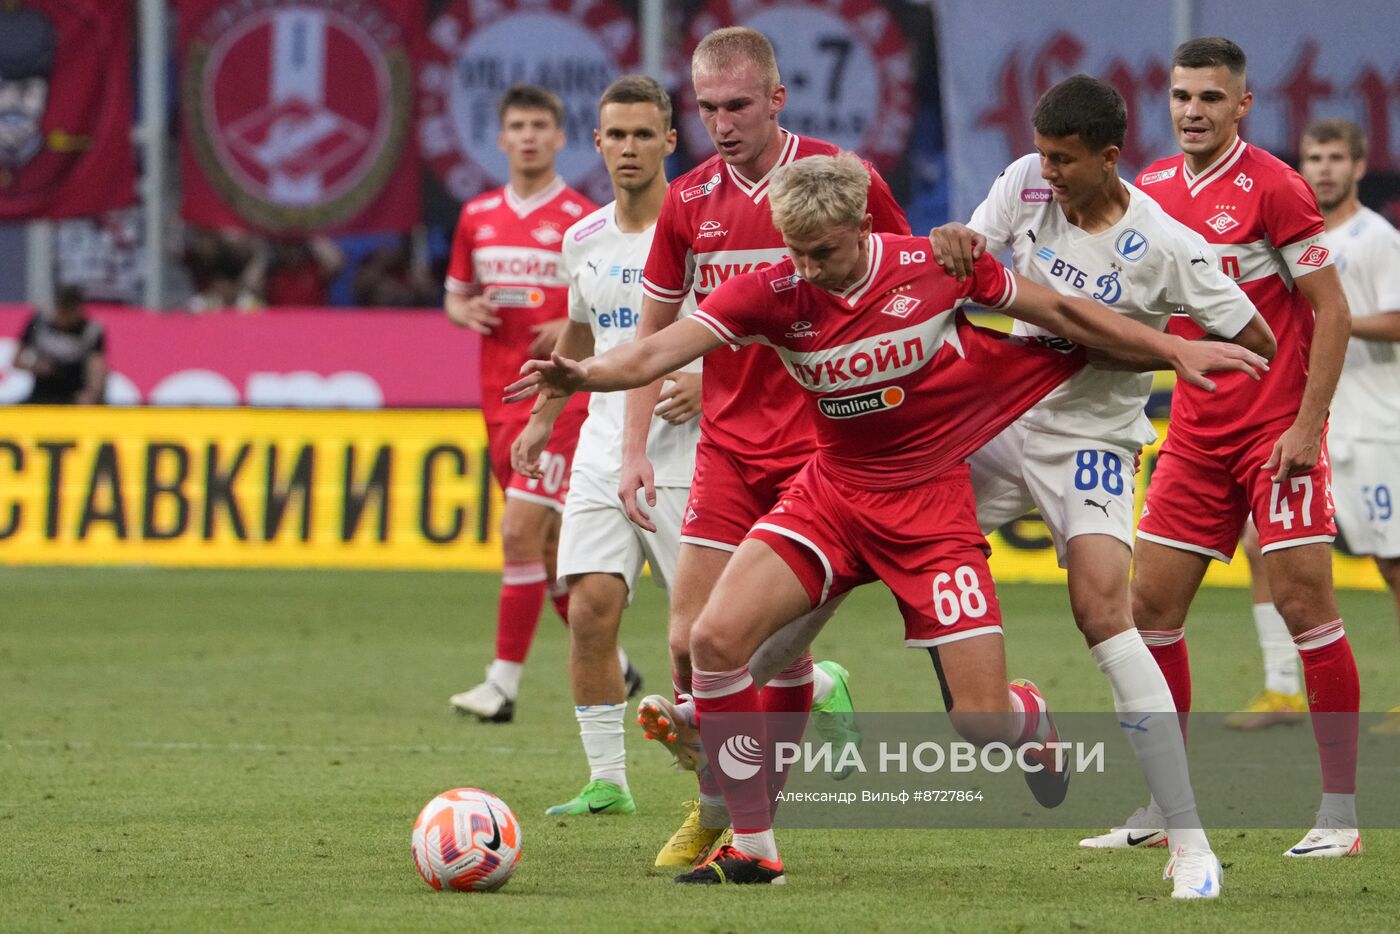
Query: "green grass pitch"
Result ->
[[2, 568, 1397, 932]]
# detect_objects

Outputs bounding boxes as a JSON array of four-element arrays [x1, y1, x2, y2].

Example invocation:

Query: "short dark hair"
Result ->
[[497, 84, 564, 127], [0, 5, 56, 81], [1031, 75, 1126, 151], [1303, 117, 1366, 161], [598, 74, 673, 130], [55, 284, 85, 312], [1172, 36, 1247, 77]]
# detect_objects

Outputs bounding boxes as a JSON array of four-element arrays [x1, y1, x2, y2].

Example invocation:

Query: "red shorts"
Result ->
[[747, 461, 1004, 647], [1137, 421, 1336, 561], [679, 437, 808, 550], [486, 408, 587, 512]]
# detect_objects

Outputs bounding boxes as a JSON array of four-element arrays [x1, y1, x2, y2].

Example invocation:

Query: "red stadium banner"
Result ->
[[0, 1, 136, 221], [178, 0, 423, 234], [0, 304, 482, 409]]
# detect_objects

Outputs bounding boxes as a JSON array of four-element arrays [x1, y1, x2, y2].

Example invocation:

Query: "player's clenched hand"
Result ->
[[527, 318, 569, 358], [655, 371, 702, 425], [445, 294, 501, 334], [928, 223, 986, 281], [502, 354, 588, 404], [1170, 339, 1269, 392], [1262, 423, 1323, 482], [510, 419, 552, 479], [618, 452, 657, 533]]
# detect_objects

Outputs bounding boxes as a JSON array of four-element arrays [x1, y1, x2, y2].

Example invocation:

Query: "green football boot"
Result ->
[[544, 779, 637, 817], [810, 660, 861, 780]]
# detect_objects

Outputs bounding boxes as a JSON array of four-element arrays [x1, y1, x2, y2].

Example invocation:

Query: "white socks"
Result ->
[[1318, 792, 1358, 828], [575, 703, 628, 789], [487, 659, 523, 700], [733, 829, 778, 861], [1091, 629, 1209, 851], [811, 663, 835, 706], [1253, 603, 1300, 695]]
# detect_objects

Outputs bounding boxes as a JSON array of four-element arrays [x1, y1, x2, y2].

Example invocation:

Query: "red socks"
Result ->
[[1295, 620, 1360, 795], [693, 666, 770, 834], [1141, 628, 1191, 740], [494, 561, 548, 663]]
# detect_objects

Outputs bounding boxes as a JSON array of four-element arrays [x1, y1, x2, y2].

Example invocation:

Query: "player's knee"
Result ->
[[1074, 609, 1131, 645], [500, 511, 549, 560], [667, 629, 692, 669], [566, 585, 621, 638], [689, 615, 745, 671], [949, 709, 1015, 747]]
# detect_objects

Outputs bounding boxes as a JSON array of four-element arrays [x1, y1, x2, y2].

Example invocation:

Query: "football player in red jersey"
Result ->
[[505, 153, 1265, 888], [1085, 37, 1362, 860], [622, 27, 911, 867], [442, 86, 631, 724]]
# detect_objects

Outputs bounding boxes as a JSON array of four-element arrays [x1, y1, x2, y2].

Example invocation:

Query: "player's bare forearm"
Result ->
[[1227, 313, 1277, 361], [554, 320, 595, 362], [1293, 267, 1352, 433], [581, 320, 717, 392], [1349, 310, 1400, 342]]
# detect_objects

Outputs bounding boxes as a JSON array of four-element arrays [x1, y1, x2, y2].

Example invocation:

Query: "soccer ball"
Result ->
[[411, 788, 522, 892]]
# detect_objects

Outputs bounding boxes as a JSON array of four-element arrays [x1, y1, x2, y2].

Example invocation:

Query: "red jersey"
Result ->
[[642, 132, 910, 467], [691, 235, 1085, 491], [446, 177, 596, 424], [1136, 138, 1334, 440]]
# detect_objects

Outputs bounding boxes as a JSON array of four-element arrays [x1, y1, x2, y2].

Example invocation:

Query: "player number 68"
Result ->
[[932, 565, 989, 626]]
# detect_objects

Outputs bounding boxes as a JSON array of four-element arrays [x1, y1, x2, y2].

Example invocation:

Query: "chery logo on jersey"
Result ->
[[880, 295, 922, 318], [786, 320, 820, 339], [1297, 244, 1331, 267], [818, 386, 905, 419], [1139, 167, 1177, 186], [1020, 188, 1052, 203], [681, 172, 721, 203], [697, 220, 727, 239], [1205, 211, 1239, 235], [531, 225, 562, 246], [1114, 228, 1149, 262]]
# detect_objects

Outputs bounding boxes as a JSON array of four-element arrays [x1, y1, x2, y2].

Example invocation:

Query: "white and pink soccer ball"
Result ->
[[411, 788, 522, 892]]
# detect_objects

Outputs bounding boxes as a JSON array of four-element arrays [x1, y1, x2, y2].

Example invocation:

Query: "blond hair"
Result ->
[[692, 27, 780, 90], [769, 152, 870, 238]]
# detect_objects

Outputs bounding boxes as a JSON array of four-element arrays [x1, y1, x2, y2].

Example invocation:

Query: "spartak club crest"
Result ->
[[182, 0, 412, 232]]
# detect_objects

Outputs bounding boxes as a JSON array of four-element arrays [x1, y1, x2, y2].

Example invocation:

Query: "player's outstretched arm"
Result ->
[[1005, 272, 1269, 391], [511, 321, 594, 479], [503, 318, 721, 402], [1264, 265, 1352, 480]]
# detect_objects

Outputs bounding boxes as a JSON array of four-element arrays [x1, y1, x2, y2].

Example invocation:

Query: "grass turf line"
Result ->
[[1, 568, 1396, 932]]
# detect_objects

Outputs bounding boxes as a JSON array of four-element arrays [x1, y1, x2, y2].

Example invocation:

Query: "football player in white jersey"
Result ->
[[1231, 118, 1400, 735], [511, 76, 702, 817], [931, 75, 1276, 894]]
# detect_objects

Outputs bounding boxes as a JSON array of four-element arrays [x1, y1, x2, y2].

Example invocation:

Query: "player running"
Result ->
[[442, 86, 630, 723], [930, 75, 1274, 889], [1230, 118, 1400, 736], [509, 76, 701, 817], [622, 27, 909, 867], [1087, 37, 1361, 859], [506, 153, 1267, 890]]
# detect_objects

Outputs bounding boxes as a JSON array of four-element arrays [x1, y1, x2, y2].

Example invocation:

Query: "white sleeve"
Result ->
[[967, 158, 1026, 254], [1161, 227, 1258, 338], [563, 244, 590, 324], [1367, 226, 1400, 313]]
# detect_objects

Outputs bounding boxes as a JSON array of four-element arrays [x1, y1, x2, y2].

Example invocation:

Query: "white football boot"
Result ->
[[1077, 802, 1167, 849], [1285, 825, 1362, 858], [449, 678, 514, 723], [1164, 845, 1223, 899]]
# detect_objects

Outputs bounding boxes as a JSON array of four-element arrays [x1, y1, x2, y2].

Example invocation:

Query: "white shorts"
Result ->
[[971, 421, 1139, 568], [555, 468, 689, 601], [1329, 438, 1400, 559]]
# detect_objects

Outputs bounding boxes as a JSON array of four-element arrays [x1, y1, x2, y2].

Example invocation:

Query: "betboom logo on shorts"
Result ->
[[818, 386, 905, 419]]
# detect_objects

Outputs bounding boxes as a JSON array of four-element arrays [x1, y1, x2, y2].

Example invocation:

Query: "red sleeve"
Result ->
[[691, 273, 769, 347], [965, 251, 1017, 310], [445, 205, 475, 294], [866, 164, 910, 235], [1262, 167, 1325, 250], [641, 185, 692, 303]]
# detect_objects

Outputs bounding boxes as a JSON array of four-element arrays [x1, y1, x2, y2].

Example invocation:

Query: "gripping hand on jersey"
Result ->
[[1167, 339, 1269, 392], [503, 354, 588, 404], [929, 222, 987, 281]]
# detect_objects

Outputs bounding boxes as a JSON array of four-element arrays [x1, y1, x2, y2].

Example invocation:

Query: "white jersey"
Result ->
[[970, 153, 1257, 447], [563, 203, 700, 486], [1329, 206, 1400, 441]]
